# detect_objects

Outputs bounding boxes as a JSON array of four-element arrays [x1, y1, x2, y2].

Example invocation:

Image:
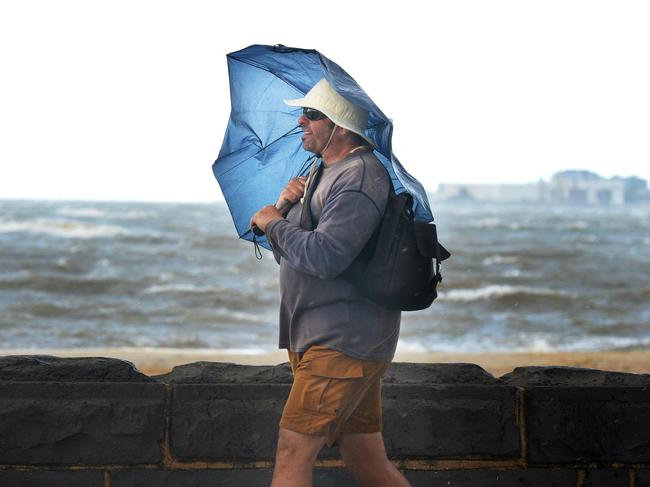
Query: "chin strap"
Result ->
[[300, 125, 338, 205], [318, 125, 337, 157], [300, 156, 320, 205]]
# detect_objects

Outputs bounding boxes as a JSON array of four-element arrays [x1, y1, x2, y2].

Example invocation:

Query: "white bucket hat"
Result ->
[[284, 78, 375, 148]]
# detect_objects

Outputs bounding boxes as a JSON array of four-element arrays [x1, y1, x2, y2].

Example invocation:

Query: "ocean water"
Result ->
[[1, 199, 649, 354]]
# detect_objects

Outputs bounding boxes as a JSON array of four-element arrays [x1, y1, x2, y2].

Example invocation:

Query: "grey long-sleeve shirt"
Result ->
[[265, 150, 401, 362]]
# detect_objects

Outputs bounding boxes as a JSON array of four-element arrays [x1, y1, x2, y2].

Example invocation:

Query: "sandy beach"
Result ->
[[2, 347, 649, 378]]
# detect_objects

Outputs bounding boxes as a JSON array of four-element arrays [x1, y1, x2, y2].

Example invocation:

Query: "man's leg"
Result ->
[[271, 428, 328, 487], [339, 432, 411, 487]]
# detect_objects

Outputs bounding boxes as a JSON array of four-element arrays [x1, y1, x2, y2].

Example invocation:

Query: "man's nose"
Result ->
[[298, 114, 308, 126]]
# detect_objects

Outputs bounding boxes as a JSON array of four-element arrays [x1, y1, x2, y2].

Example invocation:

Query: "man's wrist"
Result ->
[[264, 217, 284, 235]]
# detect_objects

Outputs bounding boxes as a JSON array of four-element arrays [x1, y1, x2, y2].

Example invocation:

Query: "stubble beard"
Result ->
[[302, 137, 317, 155]]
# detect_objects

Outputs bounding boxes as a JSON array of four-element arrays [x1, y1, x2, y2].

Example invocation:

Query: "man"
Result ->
[[251, 78, 410, 487]]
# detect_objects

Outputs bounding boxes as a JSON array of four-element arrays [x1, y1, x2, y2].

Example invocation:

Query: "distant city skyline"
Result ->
[[436, 168, 648, 186], [435, 169, 650, 206], [1, 1, 649, 202]]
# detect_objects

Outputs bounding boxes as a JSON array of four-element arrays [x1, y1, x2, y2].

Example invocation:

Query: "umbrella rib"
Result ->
[[295, 154, 318, 177], [216, 125, 303, 179], [261, 124, 303, 151]]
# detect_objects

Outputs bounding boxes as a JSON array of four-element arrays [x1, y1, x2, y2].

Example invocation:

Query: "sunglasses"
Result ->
[[302, 107, 327, 121]]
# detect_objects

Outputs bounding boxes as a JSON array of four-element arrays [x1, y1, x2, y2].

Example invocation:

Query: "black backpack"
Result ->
[[303, 161, 451, 311], [342, 189, 451, 311]]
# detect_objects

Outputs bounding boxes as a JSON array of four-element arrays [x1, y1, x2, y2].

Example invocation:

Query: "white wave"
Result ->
[[469, 218, 523, 230], [513, 334, 650, 353], [439, 285, 566, 302], [556, 335, 650, 352], [482, 255, 519, 266], [212, 307, 268, 323], [395, 341, 430, 354], [0, 219, 130, 239], [472, 217, 501, 228], [521, 336, 556, 352], [395, 337, 511, 354], [110, 210, 154, 220], [143, 283, 225, 294], [57, 207, 108, 218], [0, 270, 32, 282], [56, 207, 152, 220], [0, 346, 279, 357], [120, 346, 274, 355], [397, 334, 650, 354], [213, 347, 274, 355]]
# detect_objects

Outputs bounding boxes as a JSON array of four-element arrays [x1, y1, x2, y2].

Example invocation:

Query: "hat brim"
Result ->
[[283, 98, 376, 149]]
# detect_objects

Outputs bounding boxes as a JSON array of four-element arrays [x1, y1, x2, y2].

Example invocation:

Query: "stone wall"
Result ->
[[1, 356, 650, 486]]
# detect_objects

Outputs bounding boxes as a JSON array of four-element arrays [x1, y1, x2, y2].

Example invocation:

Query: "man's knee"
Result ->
[[339, 432, 389, 468], [275, 428, 327, 463]]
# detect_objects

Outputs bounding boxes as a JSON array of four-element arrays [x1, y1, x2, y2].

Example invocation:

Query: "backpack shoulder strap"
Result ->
[[299, 162, 323, 231]]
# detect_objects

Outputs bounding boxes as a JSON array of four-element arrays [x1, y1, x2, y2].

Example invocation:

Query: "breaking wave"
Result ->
[[56, 207, 153, 219], [397, 334, 650, 354], [0, 219, 130, 239], [438, 285, 572, 302], [57, 207, 107, 218], [143, 283, 227, 295], [482, 255, 520, 266]]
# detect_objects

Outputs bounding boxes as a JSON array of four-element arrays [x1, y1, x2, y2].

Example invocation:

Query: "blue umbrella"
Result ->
[[212, 44, 434, 250]]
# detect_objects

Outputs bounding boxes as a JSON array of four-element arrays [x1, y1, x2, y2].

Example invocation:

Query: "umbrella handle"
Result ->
[[251, 199, 295, 236]]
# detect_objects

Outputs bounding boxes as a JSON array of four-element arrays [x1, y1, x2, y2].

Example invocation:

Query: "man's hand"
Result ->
[[250, 176, 308, 235], [276, 176, 307, 208], [250, 205, 283, 234]]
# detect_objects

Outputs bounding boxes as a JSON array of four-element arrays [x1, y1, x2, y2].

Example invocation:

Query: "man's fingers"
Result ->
[[290, 180, 306, 191], [276, 199, 293, 212], [283, 183, 306, 200], [277, 177, 308, 207], [280, 190, 300, 203]]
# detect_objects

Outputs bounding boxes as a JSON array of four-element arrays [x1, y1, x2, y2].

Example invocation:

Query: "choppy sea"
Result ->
[[1, 199, 649, 354]]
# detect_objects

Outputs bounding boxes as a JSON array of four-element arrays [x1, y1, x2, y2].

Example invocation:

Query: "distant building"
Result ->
[[619, 176, 650, 203], [434, 170, 649, 206], [436, 182, 546, 204], [550, 170, 625, 206]]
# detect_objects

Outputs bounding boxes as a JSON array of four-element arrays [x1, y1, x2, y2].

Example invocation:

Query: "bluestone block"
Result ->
[[526, 387, 650, 463], [382, 385, 520, 458], [0, 382, 165, 464]]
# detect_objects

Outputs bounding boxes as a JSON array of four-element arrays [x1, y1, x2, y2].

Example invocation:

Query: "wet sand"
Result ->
[[2, 347, 649, 378]]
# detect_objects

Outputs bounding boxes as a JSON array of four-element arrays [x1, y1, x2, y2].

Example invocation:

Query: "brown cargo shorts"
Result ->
[[279, 345, 390, 447]]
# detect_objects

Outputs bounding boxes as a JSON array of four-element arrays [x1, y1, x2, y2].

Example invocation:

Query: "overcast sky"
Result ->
[[1, 0, 648, 202]]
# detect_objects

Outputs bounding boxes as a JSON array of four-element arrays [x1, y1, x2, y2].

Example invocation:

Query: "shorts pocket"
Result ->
[[299, 358, 364, 415]]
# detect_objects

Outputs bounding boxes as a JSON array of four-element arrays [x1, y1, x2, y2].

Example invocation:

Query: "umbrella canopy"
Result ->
[[213, 44, 434, 249]]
